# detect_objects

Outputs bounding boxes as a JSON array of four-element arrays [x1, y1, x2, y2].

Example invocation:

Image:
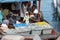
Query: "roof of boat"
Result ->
[[0, 0, 38, 3]]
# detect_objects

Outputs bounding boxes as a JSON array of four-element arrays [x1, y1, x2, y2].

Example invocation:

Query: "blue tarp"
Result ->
[[0, 0, 20, 3], [13, 23, 27, 28], [21, 0, 37, 2], [0, 0, 37, 3]]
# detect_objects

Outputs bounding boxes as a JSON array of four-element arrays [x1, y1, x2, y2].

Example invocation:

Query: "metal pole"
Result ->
[[38, 0, 41, 21], [38, 0, 40, 12], [20, 0, 22, 17]]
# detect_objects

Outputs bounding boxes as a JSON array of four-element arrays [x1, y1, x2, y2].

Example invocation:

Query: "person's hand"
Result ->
[[34, 20, 39, 22]]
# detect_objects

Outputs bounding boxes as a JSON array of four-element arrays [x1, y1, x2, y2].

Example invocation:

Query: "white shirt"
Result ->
[[33, 9, 38, 14], [20, 10, 24, 17], [20, 12, 24, 17], [24, 15, 29, 24], [24, 6, 27, 13]]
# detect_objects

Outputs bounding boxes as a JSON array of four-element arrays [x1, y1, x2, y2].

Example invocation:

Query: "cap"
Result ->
[[33, 9, 38, 14], [25, 11, 28, 14]]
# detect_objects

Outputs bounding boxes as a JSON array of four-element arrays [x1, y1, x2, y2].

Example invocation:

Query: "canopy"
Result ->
[[0, 0, 20, 3], [0, 0, 38, 3], [24, 0, 37, 1]]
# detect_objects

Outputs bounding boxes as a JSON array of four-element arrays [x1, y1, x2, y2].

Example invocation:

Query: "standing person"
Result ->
[[11, 3, 16, 10], [20, 5, 25, 21], [27, 2, 31, 12], [23, 2, 27, 14], [0, 7, 2, 24]]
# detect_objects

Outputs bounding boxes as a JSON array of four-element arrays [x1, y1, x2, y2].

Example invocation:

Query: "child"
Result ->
[[23, 11, 29, 25]]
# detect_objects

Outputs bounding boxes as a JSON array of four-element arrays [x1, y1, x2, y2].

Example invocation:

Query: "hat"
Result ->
[[33, 9, 38, 14], [25, 11, 28, 14]]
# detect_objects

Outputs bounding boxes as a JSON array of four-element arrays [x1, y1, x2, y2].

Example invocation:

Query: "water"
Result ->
[[40, 0, 60, 34]]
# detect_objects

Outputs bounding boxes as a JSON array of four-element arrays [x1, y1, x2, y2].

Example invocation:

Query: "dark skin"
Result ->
[[30, 12, 40, 23], [8, 22, 15, 29], [8, 25, 15, 29], [0, 24, 5, 35]]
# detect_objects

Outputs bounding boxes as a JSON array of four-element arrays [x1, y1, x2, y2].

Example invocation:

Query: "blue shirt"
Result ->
[[0, 10, 2, 23]]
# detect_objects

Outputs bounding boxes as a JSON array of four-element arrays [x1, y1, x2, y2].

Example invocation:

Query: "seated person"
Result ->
[[29, 10, 40, 23], [23, 11, 29, 24], [8, 23, 15, 29], [1, 24, 9, 31], [18, 18, 24, 23], [9, 15, 16, 24], [2, 16, 9, 25]]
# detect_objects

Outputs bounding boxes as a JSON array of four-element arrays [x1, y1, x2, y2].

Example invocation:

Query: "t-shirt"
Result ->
[[2, 19, 9, 25], [24, 15, 29, 21], [20, 10, 24, 18], [3, 9, 9, 16], [33, 9, 38, 14], [0, 10, 2, 23], [24, 15, 29, 24]]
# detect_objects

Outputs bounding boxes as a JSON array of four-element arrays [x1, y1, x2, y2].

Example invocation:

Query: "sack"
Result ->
[[1, 35, 24, 40]]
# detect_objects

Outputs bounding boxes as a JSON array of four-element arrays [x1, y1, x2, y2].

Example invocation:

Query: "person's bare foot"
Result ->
[[0, 28, 5, 35]]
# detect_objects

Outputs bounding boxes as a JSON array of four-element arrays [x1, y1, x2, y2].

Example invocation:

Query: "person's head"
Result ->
[[25, 11, 29, 16], [33, 9, 38, 14], [28, 2, 31, 7], [32, 5, 37, 10]]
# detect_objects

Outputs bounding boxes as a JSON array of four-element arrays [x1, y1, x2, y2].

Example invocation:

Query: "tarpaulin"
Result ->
[[0, 0, 20, 3]]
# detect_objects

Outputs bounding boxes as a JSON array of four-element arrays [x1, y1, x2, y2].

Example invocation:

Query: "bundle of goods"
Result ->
[[15, 28, 31, 35], [28, 22, 53, 35], [13, 23, 28, 28], [36, 22, 53, 35], [12, 23, 31, 35], [1, 35, 24, 40]]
